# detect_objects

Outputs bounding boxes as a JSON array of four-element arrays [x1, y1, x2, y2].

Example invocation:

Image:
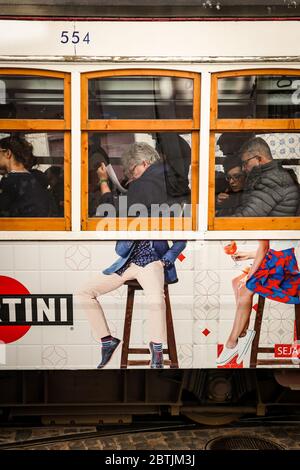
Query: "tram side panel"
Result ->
[[0, 239, 299, 370]]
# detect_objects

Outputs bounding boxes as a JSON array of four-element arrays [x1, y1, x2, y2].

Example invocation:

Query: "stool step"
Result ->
[[128, 348, 150, 354], [127, 359, 172, 366], [257, 347, 274, 353], [257, 359, 298, 366], [127, 360, 150, 366], [128, 348, 169, 354]]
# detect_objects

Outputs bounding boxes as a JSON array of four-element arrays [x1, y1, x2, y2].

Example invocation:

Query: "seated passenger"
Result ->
[[88, 138, 111, 216], [221, 137, 300, 217], [216, 156, 246, 216], [45, 165, 64, 217], [96, 142, 185, 217], [0, 136, 56, 217], [155, 133, 191, 202]]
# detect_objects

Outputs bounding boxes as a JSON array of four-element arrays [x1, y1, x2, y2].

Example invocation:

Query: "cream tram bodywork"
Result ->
[[0, 19, 299, 371]]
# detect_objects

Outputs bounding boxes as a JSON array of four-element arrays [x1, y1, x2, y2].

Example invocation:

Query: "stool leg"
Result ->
[[121, 286, 135, 369], [164, 285, 179, 369], [295, 304, 300, 341], [250, 295, 265, 368]]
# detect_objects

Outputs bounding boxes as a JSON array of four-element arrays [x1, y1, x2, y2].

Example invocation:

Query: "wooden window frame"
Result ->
[[209, 69, 300, 231], [0, 68, 71, 231], [81, 69, 200, 231]]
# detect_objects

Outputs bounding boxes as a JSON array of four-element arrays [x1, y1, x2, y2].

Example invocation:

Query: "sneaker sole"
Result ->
[[216, 349, 239, 366], [236, 333, 256, 365]]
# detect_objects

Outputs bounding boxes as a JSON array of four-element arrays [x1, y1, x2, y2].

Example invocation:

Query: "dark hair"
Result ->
[[46, 165, 63, 178], [217, 132, 256, 157], [223, 155, 243, 174], [0, 135, 36, 170], [239, 136, 273, 160]]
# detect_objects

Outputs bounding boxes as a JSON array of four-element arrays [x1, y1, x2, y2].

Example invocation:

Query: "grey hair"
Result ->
[[121, 142, 161, 177], [239, 137, 273, 160]]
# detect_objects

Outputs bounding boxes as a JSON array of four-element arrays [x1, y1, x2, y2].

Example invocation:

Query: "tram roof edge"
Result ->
[[1, 1, 300, 20]]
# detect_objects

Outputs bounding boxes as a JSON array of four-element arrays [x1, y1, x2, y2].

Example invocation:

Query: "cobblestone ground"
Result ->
[[0, 425, 300, 450]]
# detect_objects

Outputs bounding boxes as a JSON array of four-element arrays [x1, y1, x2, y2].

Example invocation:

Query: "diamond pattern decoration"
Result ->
[[65, 245, 91, 270], [42, 345, 67, 367], [194, 270, 220, 296], [194, 295, 220, 320], [202, 328, 211, 337]]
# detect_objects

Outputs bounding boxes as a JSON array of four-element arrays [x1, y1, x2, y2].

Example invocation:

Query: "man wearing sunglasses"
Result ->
[[224, 137, 299, 218]]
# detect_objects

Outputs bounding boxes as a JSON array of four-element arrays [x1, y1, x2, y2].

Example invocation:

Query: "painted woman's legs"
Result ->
[[226, 284, 254, 349]]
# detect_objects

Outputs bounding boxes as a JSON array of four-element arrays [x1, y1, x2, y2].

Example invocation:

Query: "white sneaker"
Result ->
[[236, 330, 256, 364], [216, 344, 239, 366]]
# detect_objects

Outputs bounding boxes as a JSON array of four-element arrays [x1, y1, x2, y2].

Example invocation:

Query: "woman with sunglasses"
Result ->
[[216, 155, 246, 216]]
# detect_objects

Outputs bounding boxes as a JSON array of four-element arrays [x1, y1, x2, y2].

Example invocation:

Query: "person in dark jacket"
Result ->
[[76, 240, 187, 369], [0, 136, 56, 217], [45, 165, 65, 217], [221, 137, 299, 218], [88, 136, 111, 216], [155, 133, 191, 202], [96, 142, 184, 217]]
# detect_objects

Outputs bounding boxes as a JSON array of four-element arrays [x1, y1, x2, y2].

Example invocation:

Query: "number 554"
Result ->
[[60, 31, 90, 44]]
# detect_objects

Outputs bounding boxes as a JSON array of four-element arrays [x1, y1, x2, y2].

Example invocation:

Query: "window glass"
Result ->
[[88, 76, 193, 119], [214, 131, 300, 218], [218, 75, 300, 119], [0, 132, 64, 217], [0, 76, 64, 119], [88, 131, 191, 218]]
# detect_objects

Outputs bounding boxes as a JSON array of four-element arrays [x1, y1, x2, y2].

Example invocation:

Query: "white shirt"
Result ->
[[269, 240, 299, 251]]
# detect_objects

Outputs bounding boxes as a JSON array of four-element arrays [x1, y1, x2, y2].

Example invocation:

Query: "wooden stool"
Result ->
[[120, 280, 179, 369], [250, 295, 300, 367]]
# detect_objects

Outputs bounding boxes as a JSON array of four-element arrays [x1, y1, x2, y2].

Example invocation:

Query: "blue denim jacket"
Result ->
[[103, 241, 187, 284]]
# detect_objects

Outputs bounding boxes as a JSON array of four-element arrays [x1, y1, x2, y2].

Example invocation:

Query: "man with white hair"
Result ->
[[96, 142, 180, 216]]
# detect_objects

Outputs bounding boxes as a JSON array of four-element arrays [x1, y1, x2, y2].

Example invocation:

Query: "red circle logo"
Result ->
[[0, 276, 31, 343]]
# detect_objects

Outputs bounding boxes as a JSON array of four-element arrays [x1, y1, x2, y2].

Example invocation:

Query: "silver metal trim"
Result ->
[[0, 55, 300, 63]]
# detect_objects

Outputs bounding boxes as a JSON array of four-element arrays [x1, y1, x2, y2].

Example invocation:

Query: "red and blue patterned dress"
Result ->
[[246, 244, 300, 304]]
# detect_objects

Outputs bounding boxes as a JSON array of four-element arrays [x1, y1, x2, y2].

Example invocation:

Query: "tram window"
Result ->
[[218, 75, 300, 120], [82, 70, 200, 231], [214, 131, 300, 219], [0, 75, 64, 120], [210, 70, 300, 231], [0, 132, 65, 218], [0, 70, 71, 231], [88, 76, 193, 120], [87, 131, 192, 219]]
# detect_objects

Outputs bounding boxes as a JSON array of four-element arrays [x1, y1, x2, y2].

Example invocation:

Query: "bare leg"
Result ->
[[226, 284, 254, 349], [231, 274, 251, 338], [232, 274, 245, 303]]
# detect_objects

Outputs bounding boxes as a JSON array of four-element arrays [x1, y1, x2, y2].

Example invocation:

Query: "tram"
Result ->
[[0, 1, 300, 425]]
